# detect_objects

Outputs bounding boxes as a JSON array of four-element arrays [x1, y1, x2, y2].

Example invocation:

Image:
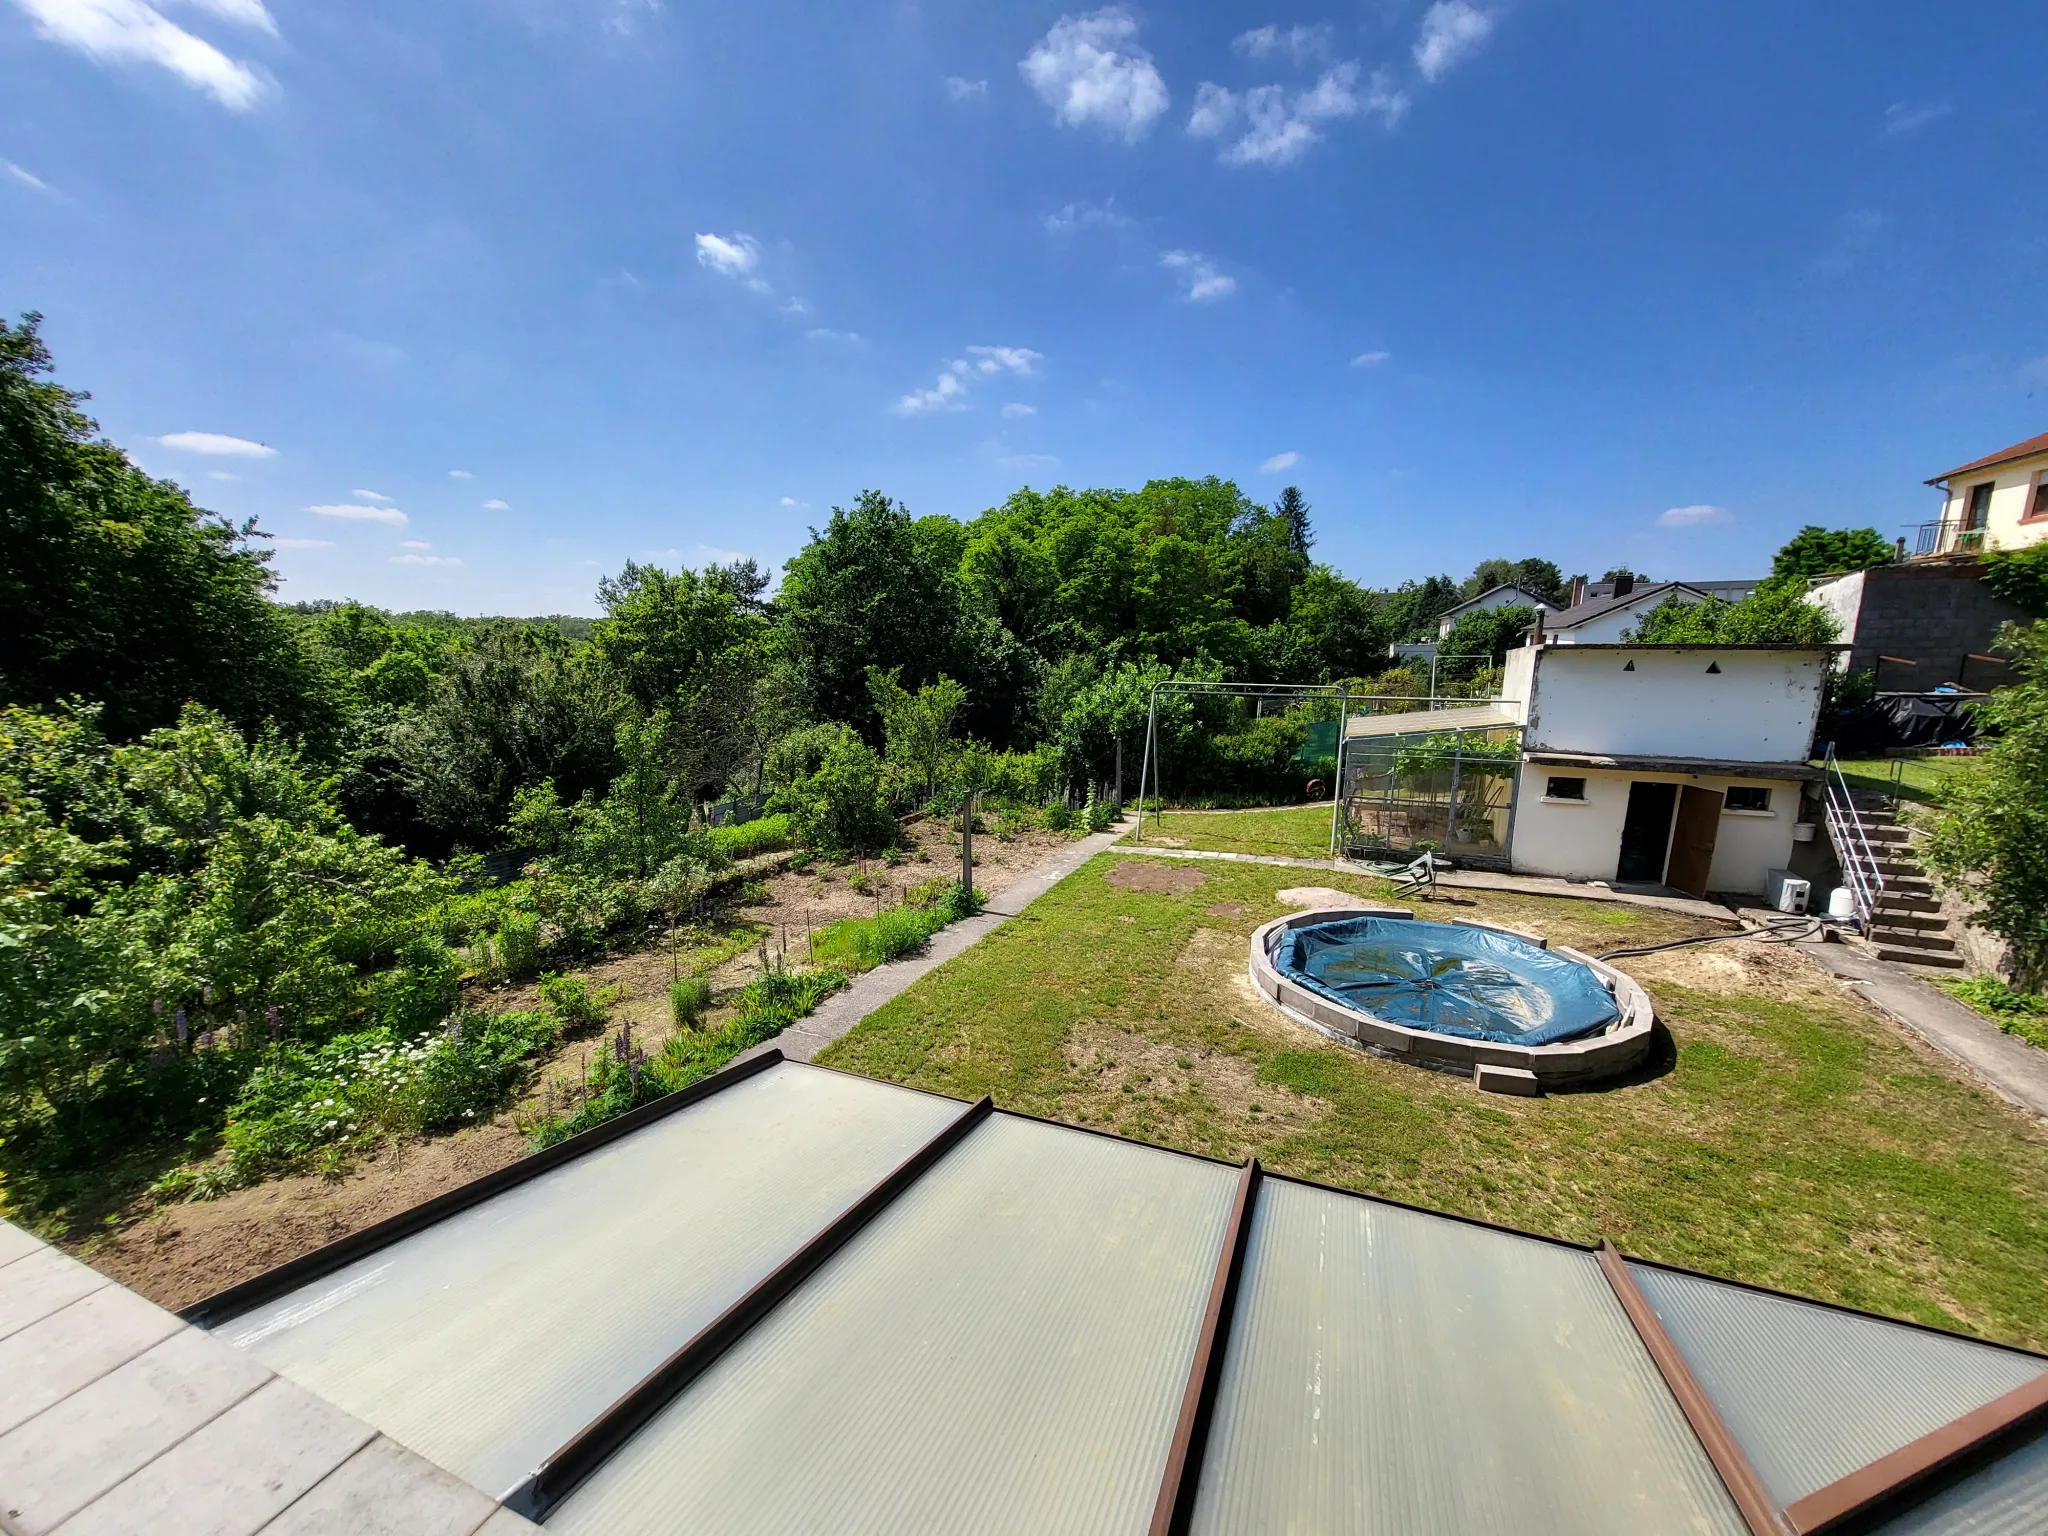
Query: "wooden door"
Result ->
[[1665, 785, 1724, 897]]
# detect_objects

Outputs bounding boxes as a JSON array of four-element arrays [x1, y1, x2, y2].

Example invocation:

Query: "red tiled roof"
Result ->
[[1927, 429, 2048, 483]]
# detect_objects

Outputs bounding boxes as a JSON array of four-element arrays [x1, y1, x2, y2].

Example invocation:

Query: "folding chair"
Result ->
[[1391, 848, 1437, 899]]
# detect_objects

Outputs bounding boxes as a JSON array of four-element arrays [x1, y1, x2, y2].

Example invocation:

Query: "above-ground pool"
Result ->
[[1249, 907, 1653, 1093]]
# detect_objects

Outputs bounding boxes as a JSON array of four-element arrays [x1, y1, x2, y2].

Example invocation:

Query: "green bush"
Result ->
[[769, 730, 898, 856], [495, 911, 543, 979], [711, 813, 793, 860], [536, 972, 619, 1032], [668, 975, 712, 1028], [1941, 978, 2048, 1050], [809, 881, 981, 972], [1042, 801, 1074, 832]]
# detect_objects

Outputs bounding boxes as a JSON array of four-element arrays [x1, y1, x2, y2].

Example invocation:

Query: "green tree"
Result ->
[[1440, 605, 1535, 673], [865, 668, 968, 802], [1922, 624, 2048, 988], [1771, 526, 1895, 583], [1983, 544, 2048, 618], [1274, 485, 1313, 558], [0, 314, 329, 740], [1626, 585, 1841, 645], [1287, 568, 1390, 679]]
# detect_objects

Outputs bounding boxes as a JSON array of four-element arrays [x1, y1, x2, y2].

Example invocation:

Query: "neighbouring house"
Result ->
[[1497, 640, 1834, 897], [1545, 577, 1707, 644], [1919, 428, 2048, 558], [1577, 575, 1761, 604], [1434, 582, 1552, 639]]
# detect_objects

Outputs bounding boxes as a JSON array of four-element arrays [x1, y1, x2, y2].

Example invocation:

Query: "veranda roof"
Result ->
[[190, 1053, 2048, 1535], [1344, 702, 1521, 739]]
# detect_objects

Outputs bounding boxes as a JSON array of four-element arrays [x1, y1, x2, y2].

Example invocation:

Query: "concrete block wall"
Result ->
[[1845, 562, 2030, 688]]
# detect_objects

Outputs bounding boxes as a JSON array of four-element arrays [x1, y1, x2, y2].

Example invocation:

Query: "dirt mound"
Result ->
[[1105, 860, 1209, 894]]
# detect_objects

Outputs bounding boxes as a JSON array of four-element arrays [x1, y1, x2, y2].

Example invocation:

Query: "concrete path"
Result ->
[[0, 1223, 537, 1536], [1797, 941, 2048, 1123], [742, 818, 1137, 1064], [1112, 843, 1736, 923]]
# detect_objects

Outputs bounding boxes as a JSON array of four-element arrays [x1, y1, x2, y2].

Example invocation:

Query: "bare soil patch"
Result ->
[[1275, 885, 1374, 910], [1105, 859, 1209, 894]]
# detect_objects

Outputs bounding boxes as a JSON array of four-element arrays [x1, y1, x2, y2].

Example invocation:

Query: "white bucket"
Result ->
[[1791, 821, 1817, 842], [1827, 887, 1856, 920]]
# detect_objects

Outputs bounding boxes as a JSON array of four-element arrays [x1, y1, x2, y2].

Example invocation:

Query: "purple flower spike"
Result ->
[[175, 1008, 188, 1043]]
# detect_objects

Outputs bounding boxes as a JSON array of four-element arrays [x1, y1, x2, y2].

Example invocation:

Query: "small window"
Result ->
[[1725, 786, 1771, 813], [1545, 776, 1587, 801], [1965, 482, 1994, 529], [2029, 472, 2048, 520]]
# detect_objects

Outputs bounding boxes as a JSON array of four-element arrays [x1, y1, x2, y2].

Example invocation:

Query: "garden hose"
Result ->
[[1595, 913, 1823, 961]]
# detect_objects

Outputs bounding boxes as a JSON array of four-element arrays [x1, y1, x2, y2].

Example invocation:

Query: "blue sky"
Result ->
[[4, 1, 2044, 615]]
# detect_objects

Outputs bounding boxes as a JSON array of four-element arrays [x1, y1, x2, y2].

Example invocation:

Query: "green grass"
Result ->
[[1134, 804, 1337, 861], [1942, 977, 2048, 1052], [1820, 756, 1979, 806], [820, 853, 2048, 1350]]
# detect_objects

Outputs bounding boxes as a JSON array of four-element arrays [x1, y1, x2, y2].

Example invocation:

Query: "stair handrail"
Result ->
[[1820, 743, 1886, 932]]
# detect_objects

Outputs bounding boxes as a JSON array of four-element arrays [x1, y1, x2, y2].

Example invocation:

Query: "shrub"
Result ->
[[810, 881, 981, 972], [711, 813, 793, 861], [668, 975, 712, 1029], [1042, 801, 1074, 832], [770, 734, 898, 856], [495, 911, 543, 979], [536, 973, 619, 1033]]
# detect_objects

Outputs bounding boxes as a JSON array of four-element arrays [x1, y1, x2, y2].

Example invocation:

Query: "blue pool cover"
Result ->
[[1274, 917, 1620, 1046]]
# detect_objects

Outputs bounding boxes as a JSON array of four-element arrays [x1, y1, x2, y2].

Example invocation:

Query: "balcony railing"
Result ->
[[1912, 518, 1986, 558]]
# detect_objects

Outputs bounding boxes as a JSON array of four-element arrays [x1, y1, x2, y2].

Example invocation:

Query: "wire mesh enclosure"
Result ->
[[1340, 727, 1522, 869]]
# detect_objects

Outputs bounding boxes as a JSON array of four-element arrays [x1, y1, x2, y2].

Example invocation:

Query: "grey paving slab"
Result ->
[[257, 1436, 498, 1536], [0, 1327, 273, 1535], [0, 1246, 108, 1344], [0, 1222, 43, 1267], [471, 1508, 543, 1534], [0, 1284, 184, 1435], [53, 1375, 373, 1536], [739, 819, 1134, 1065]]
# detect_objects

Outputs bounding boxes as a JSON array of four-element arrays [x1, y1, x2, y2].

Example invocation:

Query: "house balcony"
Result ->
[[1911, 518, 1986, 559]]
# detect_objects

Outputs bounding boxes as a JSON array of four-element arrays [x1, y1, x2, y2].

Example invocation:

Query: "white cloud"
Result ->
[[1351, 349, 1391, 366], [351, 488, 391, 502], [1658, 504, 1730, 528], [399, 539, 432, 550], [173, 0, 276, 35], [391, 552, 462, 567], [804, 327, 864, 343], [694, 231, 761, 278], [1043, 198, 1132, 234], [1189, 63, 1405, 166], [207, 470, 237, 480], [482, 498, 510, 510], [1160, 250, 1235, 302], [158, 430, 273, 456], [780, 496, 801, 507], [308, 502, 409, 526], [272, 537, 333, 549], [1020, 7, 1169, 144], [1883, 100, 1952, 136], [448, 469, 473, 479], [944, 75, 988, 101], [1414, 1, 1494, 83], [5, 160, 51, 192], [897, 365, 972, 415], [1261, 451, 1301, 473], [1001, 402, 1037, 418], [779, 296, 811, 316], [967, 344, 1043, 377], [1232, 23, 1331, 65], [14, 0, 272, 110]]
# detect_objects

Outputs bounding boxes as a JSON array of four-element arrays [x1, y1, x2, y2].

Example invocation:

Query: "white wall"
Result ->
[[1804, 569, 1866, 652], [1940, 451, 2048, 552], [1551, 588, 1701, 644], [1523, 646, 1828, 762], [1509, 766, 1804, 893]]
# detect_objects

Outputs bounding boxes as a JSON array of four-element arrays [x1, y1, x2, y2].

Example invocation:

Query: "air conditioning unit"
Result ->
[[1765, 869, 1810, 914]]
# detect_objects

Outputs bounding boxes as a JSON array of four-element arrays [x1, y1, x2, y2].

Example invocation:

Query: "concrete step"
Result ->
[[1870, 908, 1948, 931], [1871, 927, 1957, 952], [1875, 894, 1942, 914], [1876, 946, 1967, 969], [1875, 874, 1934, 893], [1862, 828, 1911, 845]]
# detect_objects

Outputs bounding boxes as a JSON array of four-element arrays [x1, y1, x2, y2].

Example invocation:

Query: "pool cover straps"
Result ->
[[1597, 1241, 1789, 1536], [504, 1092, 998, 1522], [1149, 1158, 1262, 1536]]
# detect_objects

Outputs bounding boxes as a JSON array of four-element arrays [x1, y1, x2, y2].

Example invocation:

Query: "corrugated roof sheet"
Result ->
[[219, 1061, 963, 1498], [545, 1113, 1236, 1536], [1868, 1427, 2048, 1534], [1628, 1261, 2048, 1507], [1344, 703, 1520, 739], [1188, 1180, 1746, 1535]]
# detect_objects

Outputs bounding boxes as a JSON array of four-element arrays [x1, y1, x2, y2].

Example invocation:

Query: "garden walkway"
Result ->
[[739, 817, 1138, 1065]]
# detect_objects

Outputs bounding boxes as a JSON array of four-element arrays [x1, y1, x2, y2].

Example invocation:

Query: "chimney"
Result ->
[[1613, 572, 1634, 598], [1529, 604, 1546, 646], [1568, 575, 1585, 608]]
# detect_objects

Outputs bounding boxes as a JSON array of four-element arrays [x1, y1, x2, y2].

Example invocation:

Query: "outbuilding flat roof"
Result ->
[[1525, 750, 1823, 781], [1345, 702, 1520, 738], [174, 1052, 2048, 1535]]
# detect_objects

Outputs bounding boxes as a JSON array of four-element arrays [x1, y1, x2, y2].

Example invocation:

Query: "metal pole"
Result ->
[[1328, 687, 1349, 858], [1445, 734, 1464, 850], [1115, 736, 1123, 808], [960, 791, 974, 895], [1135, 690, 1158, 842]]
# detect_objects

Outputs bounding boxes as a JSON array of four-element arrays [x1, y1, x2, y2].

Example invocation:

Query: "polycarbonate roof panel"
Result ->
[[218, 1061, 962, 1498], [1870, 1428, 2048, 1535], [1187, 1181, 1746, 1536], [546, 1113, 1237, 1536], [1628, 1262, 2048, 1508]]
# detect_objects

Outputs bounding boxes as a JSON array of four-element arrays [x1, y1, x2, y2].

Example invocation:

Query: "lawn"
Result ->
[[1132, 803, 1338, 861], [820, 853, 2048, 1351], [1821, 754, 1979, 806]]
